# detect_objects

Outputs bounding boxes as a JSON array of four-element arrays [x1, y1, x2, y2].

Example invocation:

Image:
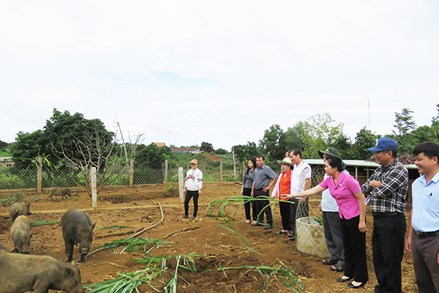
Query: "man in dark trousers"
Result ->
[[362, 137, 408, 293], [405, 142, 439, 293], [251, 155, 277, 229]]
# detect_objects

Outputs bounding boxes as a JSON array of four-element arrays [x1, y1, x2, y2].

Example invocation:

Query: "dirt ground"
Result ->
[[0, 183, 417, 293]]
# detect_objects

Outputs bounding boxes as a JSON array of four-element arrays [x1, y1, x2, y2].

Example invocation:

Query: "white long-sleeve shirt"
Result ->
[[185, 168, 203, 191]]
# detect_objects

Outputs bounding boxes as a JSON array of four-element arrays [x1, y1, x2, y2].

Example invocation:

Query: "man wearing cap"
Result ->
[[318, 147, 346, 272], [405, 142, 439, 293], [361, 137, 408, 293], [271, 157, 294, 235], [183, 159, 203, 221], [288, 148, 312, 240], [251, 155, 277, 229]]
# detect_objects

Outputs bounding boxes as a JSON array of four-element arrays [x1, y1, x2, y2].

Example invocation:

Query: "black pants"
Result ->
[[184, 190, 199, 217], [412, 233, 439, 293], [254, 189, 273, 225], [372, 213, 406, 293], [340, 215, 368, 283], [279, 201, 292, 230], [242, 187, 255, 221], [322, 211, 345, 266]]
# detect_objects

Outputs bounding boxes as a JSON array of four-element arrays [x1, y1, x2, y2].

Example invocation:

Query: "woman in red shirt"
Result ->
[[271, 157, 294, 234]]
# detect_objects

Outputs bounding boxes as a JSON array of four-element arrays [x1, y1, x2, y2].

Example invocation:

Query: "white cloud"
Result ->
[[0, 0, 438, 149]]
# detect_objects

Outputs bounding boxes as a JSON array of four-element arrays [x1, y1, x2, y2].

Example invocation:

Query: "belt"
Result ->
[[255, 188, 264, 191], [372, 212, 401, 218], [414, 230, 439, 238]]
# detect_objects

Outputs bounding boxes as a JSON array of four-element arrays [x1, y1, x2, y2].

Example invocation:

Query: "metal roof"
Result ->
[[304, 159, 418, 170]]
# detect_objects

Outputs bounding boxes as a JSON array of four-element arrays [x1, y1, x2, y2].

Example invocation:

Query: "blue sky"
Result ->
[[1, 1, 438, 149]]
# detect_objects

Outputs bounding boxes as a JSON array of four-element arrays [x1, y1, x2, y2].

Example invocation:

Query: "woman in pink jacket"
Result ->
[[286, 156, 368, 289]]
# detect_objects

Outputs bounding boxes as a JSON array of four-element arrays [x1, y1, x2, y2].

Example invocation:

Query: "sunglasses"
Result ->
[[191, 163, 196, 165]]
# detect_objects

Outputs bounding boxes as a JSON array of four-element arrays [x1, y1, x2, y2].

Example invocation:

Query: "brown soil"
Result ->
[[0, 183, 417, 292], [202, 153, 223, 162]]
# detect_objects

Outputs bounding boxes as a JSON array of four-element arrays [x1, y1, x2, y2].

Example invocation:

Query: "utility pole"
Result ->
[[368, 98, 371, 130]]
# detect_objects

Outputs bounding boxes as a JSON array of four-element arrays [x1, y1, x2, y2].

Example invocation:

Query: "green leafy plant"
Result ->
[[218, 262, 304, 292], [85, 253, 200, 293], [30, 220, 58, 227], [101, 237, 172, 254], [313, 215, 323, 226], [0, 193, 24, 207], [96, 225, 131, 231]]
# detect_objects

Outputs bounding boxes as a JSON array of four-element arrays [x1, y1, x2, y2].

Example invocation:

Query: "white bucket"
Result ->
[[296, 216, 330, 258]]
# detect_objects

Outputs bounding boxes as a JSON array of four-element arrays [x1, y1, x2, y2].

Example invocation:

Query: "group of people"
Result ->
[[241, 149, 311, 241], [181, 137, 439, 292], [239, 137, 439, 293]]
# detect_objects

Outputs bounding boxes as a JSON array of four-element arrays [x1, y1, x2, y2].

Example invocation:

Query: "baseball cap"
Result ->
[[368, 137, 398, 152]]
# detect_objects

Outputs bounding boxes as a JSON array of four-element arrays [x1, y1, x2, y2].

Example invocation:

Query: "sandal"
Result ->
[[336, 276, 353, 283], [321, 259, 337, 265], [330, 264, 344, 272], [244, 219, 251, 224]]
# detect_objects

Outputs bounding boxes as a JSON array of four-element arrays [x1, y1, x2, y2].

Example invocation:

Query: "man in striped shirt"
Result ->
[[361, 137, 408, 293]]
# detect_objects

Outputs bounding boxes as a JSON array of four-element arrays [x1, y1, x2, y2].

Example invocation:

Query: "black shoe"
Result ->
[[347, 281, 366, 289], [251, 222, 263, 226], [330, 264, 344, 272], [182, 215, 188, 219], [322, 259, 338, 265], [263, 224, 273, 230], [336, 276, 353, 283]]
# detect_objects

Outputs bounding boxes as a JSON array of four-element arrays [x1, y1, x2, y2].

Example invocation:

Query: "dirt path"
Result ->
[[0, 183, 417, 292]]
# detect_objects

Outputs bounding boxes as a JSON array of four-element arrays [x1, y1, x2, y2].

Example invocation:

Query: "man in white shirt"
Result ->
[[289, 148, 312, 240], [183, 159, 203, 221]]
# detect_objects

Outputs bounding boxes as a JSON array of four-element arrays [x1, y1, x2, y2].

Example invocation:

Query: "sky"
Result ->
[[1, 1, 438, 150]]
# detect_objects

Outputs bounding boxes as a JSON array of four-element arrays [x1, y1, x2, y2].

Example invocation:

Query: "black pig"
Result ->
[[10, 215, 32, 254], [9, 202, 31, 222], [0, 252, 84, 293], [61, 209, 95, 263]]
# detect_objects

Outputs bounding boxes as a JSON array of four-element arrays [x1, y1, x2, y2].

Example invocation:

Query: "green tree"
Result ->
[[351, 127, 378, 160], [214, 148, 228, 155], [392, 108, 416, 155], [135, 144, 172, 169], [44, 109, 114, 167], [330, 134, 353, 159], [9, 130, 46, 169], [200, 142, 214, 153], [232, 142, 260, 162], [0, 139, 8, 150], [284, 121, 312, 152], [412, 125, 437, 144], [392, 108, 416, 137], [258, 124, 286, 161], [306, 113, 345, 146]]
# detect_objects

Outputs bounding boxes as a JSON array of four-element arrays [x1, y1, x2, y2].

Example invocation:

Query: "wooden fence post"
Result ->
[[220, 161, 223, 183], [164, 160, 169, 183], [129, 159, 134, 189], [36, 156, 43, 193], [178, 167, 184, 204], [90, 167, 97, 210]]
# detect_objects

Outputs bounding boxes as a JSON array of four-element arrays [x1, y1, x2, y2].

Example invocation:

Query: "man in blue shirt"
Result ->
[[405, 142, 439, 293]]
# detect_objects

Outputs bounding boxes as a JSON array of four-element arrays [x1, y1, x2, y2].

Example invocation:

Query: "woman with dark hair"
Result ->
[[285, 156, 368, 289], [241, 158, 256, 224]]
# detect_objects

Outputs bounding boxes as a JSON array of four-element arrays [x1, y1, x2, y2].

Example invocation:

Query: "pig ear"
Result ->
[[65, 267, 75, 277]]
